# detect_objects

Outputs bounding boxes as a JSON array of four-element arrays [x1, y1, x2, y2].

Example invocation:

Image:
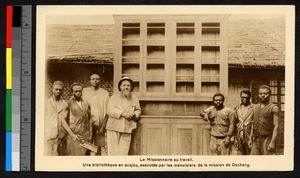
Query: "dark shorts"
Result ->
[[250, 135, 275, 155], [92, 125, 106, 147]]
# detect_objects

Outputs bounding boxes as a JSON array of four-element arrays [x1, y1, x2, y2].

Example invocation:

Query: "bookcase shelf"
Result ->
[[201, 57, 220, 64], [177, 23, 195, 40], [122, 23, 140, 40], [115, 16, 228, 100]]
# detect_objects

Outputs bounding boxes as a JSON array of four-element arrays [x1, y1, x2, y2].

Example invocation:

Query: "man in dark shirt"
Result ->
[[64, 82, 92, 155], [234, 89, 254, 155], [200, 93, 236, 155], [249, 85, 280, 155]]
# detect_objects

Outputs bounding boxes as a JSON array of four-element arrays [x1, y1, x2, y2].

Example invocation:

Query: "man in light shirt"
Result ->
[[44, 81, 68, 156], [82, 74, 109, 155], [200, 93, 236, 155], [106, 77, 141, 155]]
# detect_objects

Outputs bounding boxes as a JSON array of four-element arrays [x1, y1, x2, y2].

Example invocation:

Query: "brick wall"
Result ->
[[46, 62, 114, 100]]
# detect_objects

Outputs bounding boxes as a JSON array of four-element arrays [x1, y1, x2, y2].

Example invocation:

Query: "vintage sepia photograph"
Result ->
[[35, 5, 295, 171]]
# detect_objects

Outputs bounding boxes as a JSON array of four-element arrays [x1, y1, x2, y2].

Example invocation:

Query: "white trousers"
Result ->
[[107, 130, 131, 155]]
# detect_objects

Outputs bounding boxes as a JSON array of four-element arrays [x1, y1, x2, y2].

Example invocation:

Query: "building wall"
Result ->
[[228, 68, 285, 149], [46, 62, 114, 100], [226, 69, 252, 109]]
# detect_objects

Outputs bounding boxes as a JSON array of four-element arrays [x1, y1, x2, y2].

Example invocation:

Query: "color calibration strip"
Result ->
[[6, 5, 32, 171], [6, 5, 13, 171]]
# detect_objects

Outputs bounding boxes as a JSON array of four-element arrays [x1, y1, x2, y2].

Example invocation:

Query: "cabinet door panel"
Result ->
[[201, 126, 211, 155], [142, 123, 170, 155], [171, 124, 198, 155]]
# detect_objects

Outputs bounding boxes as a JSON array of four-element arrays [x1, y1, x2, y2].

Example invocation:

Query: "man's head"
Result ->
[[240, 89, 252, 106], [118, 77, 134, 98], [90, 74, 100, 88], [71, 82, 83, 100], [258, 85, 271, 103], [212, 92, 225, 109], [52, 81, 64, 99]]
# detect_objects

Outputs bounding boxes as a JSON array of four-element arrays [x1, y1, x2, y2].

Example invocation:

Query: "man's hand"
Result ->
[[122, 111, 136, 121], [200, 112, 209, 121], [99, 123, 106, 134], [129, 112, 135, 120], [248, 140, 253, 148], [121, 111, 132, 119], [132, 112, 140, 121], [267, 141, 276, 151], [71, 134, 79, 141], [88, 134, 92, 143], [224, 136, 230, 146]]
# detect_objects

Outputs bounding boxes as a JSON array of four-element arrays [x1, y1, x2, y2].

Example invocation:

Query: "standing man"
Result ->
[[82, 74, 109, 155], [249, 85, 280, 155], [106, 77, 141, 155], [199, 93, 236, 155], [64, 82, 92, 156], [44, 81, 68, 156], [233, 89, 254, 155]]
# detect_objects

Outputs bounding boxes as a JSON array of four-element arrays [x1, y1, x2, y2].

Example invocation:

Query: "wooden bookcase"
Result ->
[[114, 15, 229, 155], [114, 15, 228, 101]]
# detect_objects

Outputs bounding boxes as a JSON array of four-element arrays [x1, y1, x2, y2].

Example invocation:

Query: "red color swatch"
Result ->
[[6, 6, 12, 48]]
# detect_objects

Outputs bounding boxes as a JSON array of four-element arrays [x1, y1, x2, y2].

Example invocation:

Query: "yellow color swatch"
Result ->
[[6, 48, 12, 89]]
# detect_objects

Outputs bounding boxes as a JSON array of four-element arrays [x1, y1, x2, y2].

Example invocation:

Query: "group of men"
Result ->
[[45, 73, 280, 156], [200, 85, 280, 155], [44, 74, 141, 156]]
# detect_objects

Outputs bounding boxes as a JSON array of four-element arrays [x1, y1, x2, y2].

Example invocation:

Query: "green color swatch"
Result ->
[[6, 90, 12, 131]]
